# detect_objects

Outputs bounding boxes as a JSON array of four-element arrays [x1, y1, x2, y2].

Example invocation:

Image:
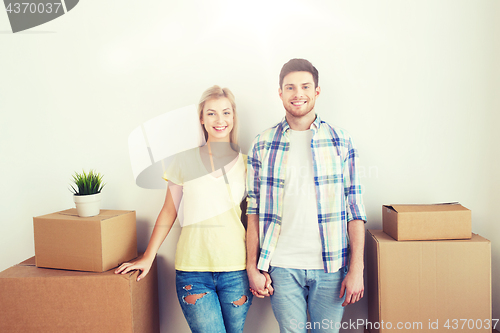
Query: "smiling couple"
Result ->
[[115, 58, 367, 333]]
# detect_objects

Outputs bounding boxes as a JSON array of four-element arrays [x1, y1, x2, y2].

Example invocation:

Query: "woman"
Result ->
[[115, 86, 252, 333]]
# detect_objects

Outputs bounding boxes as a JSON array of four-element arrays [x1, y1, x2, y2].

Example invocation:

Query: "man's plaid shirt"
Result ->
[[246, 115, 367, 273]]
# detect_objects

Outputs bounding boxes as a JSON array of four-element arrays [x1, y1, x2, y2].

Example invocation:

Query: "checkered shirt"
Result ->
[[246, 115, 367, 273]]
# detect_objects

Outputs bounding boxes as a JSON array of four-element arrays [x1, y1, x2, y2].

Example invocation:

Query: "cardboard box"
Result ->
[[0, 256, 159, 333], [34, 209, 138, 272], [382, 203, 471, 241], [366, 230, 491, 333]]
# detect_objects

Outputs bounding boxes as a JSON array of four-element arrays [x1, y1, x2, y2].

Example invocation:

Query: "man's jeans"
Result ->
[[269, 266, 348, 333], [176, 270, 253, 333]]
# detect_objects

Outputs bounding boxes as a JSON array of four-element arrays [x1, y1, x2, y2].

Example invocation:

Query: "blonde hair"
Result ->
[[198, 85, 238, 147]]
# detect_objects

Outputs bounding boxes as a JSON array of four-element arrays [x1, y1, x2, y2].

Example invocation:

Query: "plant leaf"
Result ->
[[70, 169, 105, 195]]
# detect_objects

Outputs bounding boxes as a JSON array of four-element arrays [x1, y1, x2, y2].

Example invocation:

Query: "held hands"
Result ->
[[339, 267, 364, 307], [248, 270, 273, 298], [114, 255, 154, 282]]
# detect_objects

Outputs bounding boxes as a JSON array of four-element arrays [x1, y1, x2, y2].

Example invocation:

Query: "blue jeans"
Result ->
[[269, 266, 348, 333], [176, 270, 253, 333]]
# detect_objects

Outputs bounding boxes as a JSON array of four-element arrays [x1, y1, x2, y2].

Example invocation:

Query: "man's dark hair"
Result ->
[[279, 58, 319, 88]]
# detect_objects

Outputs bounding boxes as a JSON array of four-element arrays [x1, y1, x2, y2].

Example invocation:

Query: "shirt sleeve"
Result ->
[[246, 137, 261, 215], [162, 154, 183, 185], [343, 135, 367, 223]]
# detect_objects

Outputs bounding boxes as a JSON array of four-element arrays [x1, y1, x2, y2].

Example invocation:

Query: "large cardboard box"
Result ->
[[34, 209, 137, 272], [382, 203, 471, 241], [366, 230, 491, 333], [0, 256, 159, 333]]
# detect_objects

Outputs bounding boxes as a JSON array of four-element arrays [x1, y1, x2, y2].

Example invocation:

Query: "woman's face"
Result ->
[[201, 97, 234, 143]]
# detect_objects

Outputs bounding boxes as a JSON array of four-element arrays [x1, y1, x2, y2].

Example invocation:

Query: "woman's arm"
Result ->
[[114, 181, 182, 281]]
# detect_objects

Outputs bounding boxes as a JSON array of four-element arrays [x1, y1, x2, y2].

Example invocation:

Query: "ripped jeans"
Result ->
[[176, 270, 253, 333]]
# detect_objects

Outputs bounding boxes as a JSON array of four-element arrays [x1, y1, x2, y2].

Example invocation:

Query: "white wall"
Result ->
[[1, 0, 499, 332]]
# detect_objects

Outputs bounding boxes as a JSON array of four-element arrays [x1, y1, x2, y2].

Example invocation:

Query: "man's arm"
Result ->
[[339, 133, 367, 306], [339, 219, 364, 306], [245, 137, 273, 298], [246, 214, 273, 298]]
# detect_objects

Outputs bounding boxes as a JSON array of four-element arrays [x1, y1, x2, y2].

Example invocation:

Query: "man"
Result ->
[[246, 58, 366, 333]]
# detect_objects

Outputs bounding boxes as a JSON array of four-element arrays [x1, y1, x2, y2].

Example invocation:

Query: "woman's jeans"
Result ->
[[176, 270, 253, 333], [269, 266, 348, 333]]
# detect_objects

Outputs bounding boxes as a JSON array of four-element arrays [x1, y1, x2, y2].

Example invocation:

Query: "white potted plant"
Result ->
[[70, 170, 105, 217]]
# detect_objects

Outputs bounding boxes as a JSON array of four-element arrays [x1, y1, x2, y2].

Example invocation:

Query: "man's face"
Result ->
[[279, 71, 320, 120]]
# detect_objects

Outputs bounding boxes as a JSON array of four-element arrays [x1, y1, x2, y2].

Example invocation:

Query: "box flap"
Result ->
[[18, 257, 36, 266], [369, 230, 488, 244], [59, 208, 133, 220], [35, 209, 135, 221], [0, 256, 143, 279], [385, 202, 468, 213], [368, 229, 396, 243]]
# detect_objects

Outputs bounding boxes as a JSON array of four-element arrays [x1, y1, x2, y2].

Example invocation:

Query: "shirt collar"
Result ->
[[279, 114, 322, 134]]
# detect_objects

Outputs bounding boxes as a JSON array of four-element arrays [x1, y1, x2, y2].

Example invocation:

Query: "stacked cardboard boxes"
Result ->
[[367, 203, 492, 333], [0, 209, 159, 333]]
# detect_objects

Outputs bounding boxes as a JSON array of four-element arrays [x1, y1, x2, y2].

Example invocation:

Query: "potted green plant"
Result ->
[[70, 169, 105, 217]]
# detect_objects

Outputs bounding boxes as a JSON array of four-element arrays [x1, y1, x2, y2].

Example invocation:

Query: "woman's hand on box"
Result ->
[[114, 256, 154, 281]]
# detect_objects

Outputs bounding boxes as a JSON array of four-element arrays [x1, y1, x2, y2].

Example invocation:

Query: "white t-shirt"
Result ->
[[270, 129, 324, 269]]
